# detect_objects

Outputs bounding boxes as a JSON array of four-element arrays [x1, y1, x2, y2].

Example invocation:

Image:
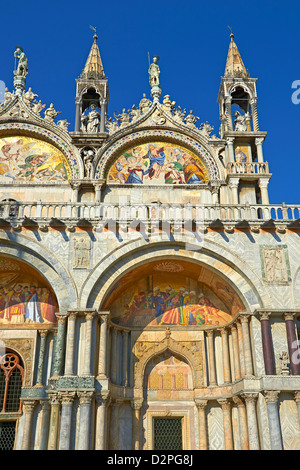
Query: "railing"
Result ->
[[227, 162, 270, 175], [0, 200, 299, 226]]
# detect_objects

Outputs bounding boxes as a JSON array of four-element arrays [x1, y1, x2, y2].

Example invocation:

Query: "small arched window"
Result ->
[[0, 350, 24, 413]]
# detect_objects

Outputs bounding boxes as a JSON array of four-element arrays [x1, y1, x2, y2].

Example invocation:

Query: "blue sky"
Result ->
[[0, 0, 300, 204]]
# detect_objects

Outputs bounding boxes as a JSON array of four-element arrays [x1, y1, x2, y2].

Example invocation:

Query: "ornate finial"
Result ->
[[228, 25, 234, 39], [90, 25, 98, 40]]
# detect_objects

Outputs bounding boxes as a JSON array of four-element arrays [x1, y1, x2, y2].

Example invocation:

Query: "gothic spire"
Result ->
[[224, 30, 248, 78], [81, 28, 105, 80]]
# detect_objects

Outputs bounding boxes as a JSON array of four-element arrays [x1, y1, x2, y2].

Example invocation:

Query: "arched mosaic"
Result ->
[[107, 141, 209, 185], [95, 129, 221, 181], [0, 257, 58, 327], [103, 260, 245, 327], [0, 135, 72, 182]]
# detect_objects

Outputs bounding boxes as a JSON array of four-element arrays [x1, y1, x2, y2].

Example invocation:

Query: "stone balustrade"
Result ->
[[0, 200, 299, 231], [227, 161, 270, 175]]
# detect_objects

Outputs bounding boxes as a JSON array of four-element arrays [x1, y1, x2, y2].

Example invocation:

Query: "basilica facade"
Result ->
[[0, 31, 300, 451]]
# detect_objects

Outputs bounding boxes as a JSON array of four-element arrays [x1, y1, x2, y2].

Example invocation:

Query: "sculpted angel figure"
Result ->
[[184, 110, 199, 127], [139, 93, 152, 114], [22, 88, 38, 107], [87, 104, 101, 133], [32, 100, 46, 115], [44, 103, 61, 122]]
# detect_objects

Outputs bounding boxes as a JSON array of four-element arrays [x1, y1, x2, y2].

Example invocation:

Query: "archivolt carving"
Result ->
[[133, 328, 203, 390]]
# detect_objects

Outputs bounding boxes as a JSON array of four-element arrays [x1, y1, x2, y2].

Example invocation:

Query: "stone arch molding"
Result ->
[[0, 235, 77, 312], [94, 127, 224, 182], [83, 235, 270, 312], [133, 328, 203, 391]]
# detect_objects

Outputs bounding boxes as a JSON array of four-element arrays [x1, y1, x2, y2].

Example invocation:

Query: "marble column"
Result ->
[[21, 400, 36, 450], [259, 178, 270, 205], [122, 330, 129, 386], [195, 400, 208, 450], [240, 315, 253, 376], [250, 97, 259, 132], [218, 399, 233, 450], [264, 391, 283, 450], [58, 392, 76, 450], [38, 401, 51, 450], [294, 391, 300, 427], [111, 327, 118, 384], [284, 313, 300, 375], [232, 396, 249, 450], [95, 392, 110, 450], [74, 98, 82, 132], [97, 312, 109, 378], [83, 311, 96, 376], [231, 324, 241, 380], [100, 100, 106, 133], [229, 178, 239, 205], [260, 312, 275, 375], [206, 330, 217, 386], [77, 391, 94, 450], [47, 393, 61, 450], [36, 330, 48, 386], [236, 321, 246, 376], [51, 313, 67, 378], [131, 400, 143, 451], [226, 137, 235, 162], [110, 401, 121, 450], [255, 137, 265, 163], [64, 312, 77, 376], [221, 328, 231, 384], [225, 97, 233, 131], [243, 394, 260, 450]]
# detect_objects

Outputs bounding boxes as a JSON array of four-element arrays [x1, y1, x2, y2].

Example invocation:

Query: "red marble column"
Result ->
[[284, 313, 300, 375], [260, 312, 275, 375]]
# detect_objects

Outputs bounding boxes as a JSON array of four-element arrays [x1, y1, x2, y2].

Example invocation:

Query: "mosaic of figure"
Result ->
[[0, 258, 57, 325], [0, 136, 71, 182], [105, 261, 244, 327], [107, 142, 209, 185]]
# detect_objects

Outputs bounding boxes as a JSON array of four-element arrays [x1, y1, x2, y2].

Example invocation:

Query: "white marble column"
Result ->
[[38, 401, 51, 450], [97, 312, 109, 378], [64, 312, 77, 376], [83, 311, 96, 376], [232, 396, 249, 450], [59, 392, 76, 450], [122, 330, 129, 386], [95, 391, 110, 450], [47, 393, 61, 450], [21, 400, 36, 450], [131, 400, 143, 450], [77, 391, 94, 450], [231, 324, 241, 380], [218, 399, 233, 450], [110, 400, 121, 450], [221, 327, 231, 384], [240, 315, 253, 376], [206, 330, 217, 386], [195, 399, 208, 450], [259, 178, 270, 205], [264, 390, 283, 450], [243, 393, 260, 450]]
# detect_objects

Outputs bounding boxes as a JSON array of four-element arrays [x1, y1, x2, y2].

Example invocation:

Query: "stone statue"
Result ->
[[129, 104, 141, 121], [14, 46, 28, 77], [279, 351, 289, 375], [106, 117, 119, 134], [234, 111, 247, 132], [114, 108, 130, 128], [162, 95, 175, 114], [148, 55, 160, 88], [22, 88, 38, 107], [44, 103, 61, 122], [139, 93, 152, 114], [73, 236, 91, 269], [86, 104, 101, 133], [31, 100, 46, 115], [3, 88, 14, 106], [83, 149, 94, 178], [173, 106, 186, 123], [57, 119, 70, 131], [184, 110, 199, 127]]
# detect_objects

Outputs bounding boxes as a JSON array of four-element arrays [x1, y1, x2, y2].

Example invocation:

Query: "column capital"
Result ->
[[232, 396, 245, 408], [240, 314, 250, 324], [284, 312, 296, 321], [131, 399, 143, 411], [38, 329, 49, 338], [259, 311, 271, 321], [218, 398, 232, 411], [22, 399, 37, 412], [206, 329, 214, 338], [95, 391, 110, 406], [255, 137, 265, 146], [60, 391, 76, 405], [55, 313, 68, 324], [78, 390, 94, 405], [242, 393, 258, 404], [264, 390, 280, 404], [294, 391, 300, 403], [85, 311, 97, 321], [195, 399, 208, 409]]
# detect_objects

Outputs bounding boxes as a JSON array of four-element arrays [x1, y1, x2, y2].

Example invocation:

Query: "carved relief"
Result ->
[[261, 246, 291, 284], [72, 235, 91, 269]]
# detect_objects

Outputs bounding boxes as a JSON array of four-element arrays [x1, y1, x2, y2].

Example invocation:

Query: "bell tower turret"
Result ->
[[218, 31, 270, 206]]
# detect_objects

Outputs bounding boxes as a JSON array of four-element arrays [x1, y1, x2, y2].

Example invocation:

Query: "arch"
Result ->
[[94, 128, 224, 182], [133, 330, 203, 390], [82, 235, 269, 313], [0, 234, 77, 312]]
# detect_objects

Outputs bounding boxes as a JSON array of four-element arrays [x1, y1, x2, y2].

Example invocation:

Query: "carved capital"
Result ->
[[60, 391, 76, 405], [259, 311, 271, 321], [264, 390, 280, 404], [195, 399, 208, 410], [78, 391, 94, 405], [284, 312, 295, 322]]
